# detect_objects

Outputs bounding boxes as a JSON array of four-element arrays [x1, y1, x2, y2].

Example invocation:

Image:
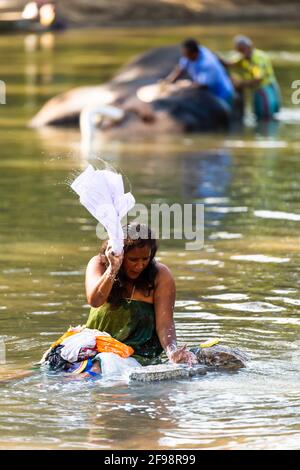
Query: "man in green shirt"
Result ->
[[225, 35, 281, 120]]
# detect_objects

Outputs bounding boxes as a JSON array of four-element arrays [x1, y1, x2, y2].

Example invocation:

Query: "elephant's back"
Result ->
[[153, 87, 231, 131]]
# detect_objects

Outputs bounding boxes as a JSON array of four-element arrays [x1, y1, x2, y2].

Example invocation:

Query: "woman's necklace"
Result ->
[[126, 284, 136, 304]]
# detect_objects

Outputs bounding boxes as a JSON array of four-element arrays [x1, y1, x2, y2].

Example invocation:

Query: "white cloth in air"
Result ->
[[71, 165, 135, 255]]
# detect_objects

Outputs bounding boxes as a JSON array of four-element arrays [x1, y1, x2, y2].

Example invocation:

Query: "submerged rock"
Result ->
[[192, 345, 248, 369]]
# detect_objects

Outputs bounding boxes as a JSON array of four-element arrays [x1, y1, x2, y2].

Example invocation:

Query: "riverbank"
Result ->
[[57, 1, 300, 26], [2, 1, 300, 28]]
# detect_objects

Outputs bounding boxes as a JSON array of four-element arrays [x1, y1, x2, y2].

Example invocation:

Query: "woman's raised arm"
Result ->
[[85, 245, 123, 308]]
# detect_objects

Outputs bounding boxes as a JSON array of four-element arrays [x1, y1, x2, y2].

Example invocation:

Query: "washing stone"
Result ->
[[129, 363, 207, 382]]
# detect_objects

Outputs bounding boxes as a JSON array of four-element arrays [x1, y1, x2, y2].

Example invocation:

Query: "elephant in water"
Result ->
[[29, 45, 243, 141]]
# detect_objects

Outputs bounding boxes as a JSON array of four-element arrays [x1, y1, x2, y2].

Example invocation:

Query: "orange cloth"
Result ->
[[96, 336, 134, 358]]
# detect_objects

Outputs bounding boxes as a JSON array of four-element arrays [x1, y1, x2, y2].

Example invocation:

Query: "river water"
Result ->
[[0, 24, 300, 450]]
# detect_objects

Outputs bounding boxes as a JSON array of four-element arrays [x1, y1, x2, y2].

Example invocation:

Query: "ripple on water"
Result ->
[[224, 139, 288, 149], [216, 302, 286, 313], [29, 311, 59, 315], [265, 297, 300, 306], [205, 293, 249, 301], [27, 293, 47, 298], [203, 197, 230, 204], [66, 217, 90, 224], [273, 52, 300, 62], [230, 255, 290, 263], [205, 206, 248, 213], [178, 276, 195, 280], [276, 107, 300, 123], [80, 226, 95, 231], [207, 285, 227, 291], [49, 271, 83, 276], [175, 300, 199, 308], [210, 315, 300, 326], [186, 260, 224, 267], [175, 311, 202, 319], [40, 332, 64, 336], [2, 268, 31, 274], [157, 374, 300, 449], [271, 289, 297, 295], [184, 306, 203, 311], [199, 312, 220, 319], [254, 210, 300, 221], [209, 232, 242, 240], [41, 302, 62, 307]]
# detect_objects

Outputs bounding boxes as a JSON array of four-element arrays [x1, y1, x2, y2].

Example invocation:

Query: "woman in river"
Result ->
[[85, 223, 197, 366]]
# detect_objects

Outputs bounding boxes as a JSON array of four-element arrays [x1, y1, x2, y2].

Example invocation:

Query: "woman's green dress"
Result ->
[[86, 299, 163, 365]]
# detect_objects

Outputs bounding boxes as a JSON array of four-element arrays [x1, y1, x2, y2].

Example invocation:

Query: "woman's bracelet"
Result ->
[[166, 343, 177, 357], [106, 266, 118, 281]]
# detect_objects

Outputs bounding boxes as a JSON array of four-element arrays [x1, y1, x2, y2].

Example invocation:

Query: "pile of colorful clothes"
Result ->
[[40, 326, 135, 377]]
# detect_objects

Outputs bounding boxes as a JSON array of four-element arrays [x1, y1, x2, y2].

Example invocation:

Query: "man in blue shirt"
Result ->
[[165, 38, 234, 108]]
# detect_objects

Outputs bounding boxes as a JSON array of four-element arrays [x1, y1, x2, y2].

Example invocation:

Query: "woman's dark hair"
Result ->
[[99, 223, 158, 307], [182, 38, 199, 54]]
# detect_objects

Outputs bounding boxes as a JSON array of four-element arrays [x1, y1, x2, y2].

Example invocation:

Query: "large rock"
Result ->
[[192, 345, 248, 369]]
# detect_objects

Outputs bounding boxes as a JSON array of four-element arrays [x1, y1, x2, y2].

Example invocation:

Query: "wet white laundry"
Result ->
[[97, 352, 141, 379], [60, 328, 110, 363]]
